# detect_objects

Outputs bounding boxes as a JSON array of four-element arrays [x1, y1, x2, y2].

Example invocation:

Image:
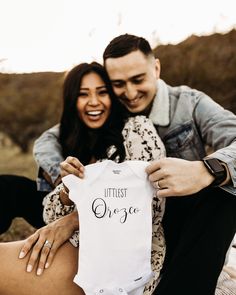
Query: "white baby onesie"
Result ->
[[63, 160, 155, 295]]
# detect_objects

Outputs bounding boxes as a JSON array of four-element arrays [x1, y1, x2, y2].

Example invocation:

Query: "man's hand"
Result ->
[[18, 211, 79, 276], [60, 156, 84, 178], [146, 157, 214, 197]]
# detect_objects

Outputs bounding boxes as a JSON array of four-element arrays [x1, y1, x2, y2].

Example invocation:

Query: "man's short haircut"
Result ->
[[103, 34, 154, 61]]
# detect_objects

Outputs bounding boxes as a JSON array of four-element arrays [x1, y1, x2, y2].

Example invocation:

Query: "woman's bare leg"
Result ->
[[0, 240, 84, 295]]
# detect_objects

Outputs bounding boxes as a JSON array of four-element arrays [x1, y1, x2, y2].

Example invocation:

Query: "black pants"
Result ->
[[0, 175, 47, 234], [155, 187, 236, 295]]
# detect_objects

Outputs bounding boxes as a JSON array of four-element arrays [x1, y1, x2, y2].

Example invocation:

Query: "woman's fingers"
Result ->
[[41, 214, 79, 271], [18, 232, 39, 259], [18, 226, 54, 275], [35, 239, 54, 275], [42, 238, 60, 270], [25, 229, 51, 274], [60, 156, 84, 178], [18, 213, 78, 276]]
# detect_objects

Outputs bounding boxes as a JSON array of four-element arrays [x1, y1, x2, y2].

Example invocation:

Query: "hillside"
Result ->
[[154, 29, 236, 114]]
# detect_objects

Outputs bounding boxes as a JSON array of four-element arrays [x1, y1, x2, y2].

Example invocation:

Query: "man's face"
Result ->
[[105, 50, 160, 113]]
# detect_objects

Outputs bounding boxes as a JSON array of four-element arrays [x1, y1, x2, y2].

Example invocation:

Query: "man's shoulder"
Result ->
[[166, 83, 208, 108], [168, 83, 203, 98]]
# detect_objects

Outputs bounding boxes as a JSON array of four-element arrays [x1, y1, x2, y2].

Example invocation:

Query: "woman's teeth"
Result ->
[[87, 110, 103, 116]]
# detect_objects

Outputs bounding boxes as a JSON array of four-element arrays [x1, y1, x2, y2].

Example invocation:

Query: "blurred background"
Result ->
[[0, 0, 236, 245]]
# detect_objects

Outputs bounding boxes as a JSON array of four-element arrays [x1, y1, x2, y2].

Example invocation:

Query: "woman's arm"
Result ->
[[43, 184, 75, 224], [18, 157, 85, 276]]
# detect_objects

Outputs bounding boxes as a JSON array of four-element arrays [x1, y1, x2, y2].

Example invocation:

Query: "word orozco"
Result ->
[[91, 197, 140, 224]]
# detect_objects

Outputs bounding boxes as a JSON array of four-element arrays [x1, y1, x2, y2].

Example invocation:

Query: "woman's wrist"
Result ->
[[70, 211, 80, 231]]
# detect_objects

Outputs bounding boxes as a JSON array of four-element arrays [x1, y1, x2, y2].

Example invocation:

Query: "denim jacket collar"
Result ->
[[149, 79, 170, 126]]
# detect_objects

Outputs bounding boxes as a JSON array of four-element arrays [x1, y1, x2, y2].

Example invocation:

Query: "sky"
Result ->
[[0, 0, 235, 73]]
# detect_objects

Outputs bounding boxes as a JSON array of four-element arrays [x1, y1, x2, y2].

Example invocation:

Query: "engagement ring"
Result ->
[[44, 240, 52, 249]]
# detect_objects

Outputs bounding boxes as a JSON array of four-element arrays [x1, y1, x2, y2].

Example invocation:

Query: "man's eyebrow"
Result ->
[[131, 73, 145, 79], [111, 73, 145, 82]]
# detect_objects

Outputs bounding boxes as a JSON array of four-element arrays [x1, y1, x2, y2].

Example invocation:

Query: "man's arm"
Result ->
[[147, 94, 236, 197], [194, 94, 236, 191], [33, 124, 64, 188]]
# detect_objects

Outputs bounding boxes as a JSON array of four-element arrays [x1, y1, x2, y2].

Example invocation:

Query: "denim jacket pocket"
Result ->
[[164, 121, 205, 160]]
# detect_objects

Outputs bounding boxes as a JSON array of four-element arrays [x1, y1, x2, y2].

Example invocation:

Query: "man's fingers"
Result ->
[[156, 188, 172, 198], [146, 159, 161, 175]]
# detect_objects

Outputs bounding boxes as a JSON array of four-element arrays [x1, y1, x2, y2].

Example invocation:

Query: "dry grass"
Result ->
[[0, 143, 37, 242], [0, 142, 37, 178]]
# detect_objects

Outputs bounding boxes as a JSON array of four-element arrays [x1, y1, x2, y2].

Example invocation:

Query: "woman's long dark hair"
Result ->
[[59, 62, 127, 165]]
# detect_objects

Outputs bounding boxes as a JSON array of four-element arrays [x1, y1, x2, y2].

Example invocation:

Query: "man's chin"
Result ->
[[125, 102, 153, 116], [126, 106, 142, 114]]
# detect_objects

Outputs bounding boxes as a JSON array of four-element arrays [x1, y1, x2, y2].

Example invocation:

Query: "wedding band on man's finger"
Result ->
[[155, 181, 161, 189]]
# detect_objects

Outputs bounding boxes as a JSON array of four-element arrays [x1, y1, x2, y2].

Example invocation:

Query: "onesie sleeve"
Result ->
[[62, 174, 84, 203], [122, 115, 166, 161]]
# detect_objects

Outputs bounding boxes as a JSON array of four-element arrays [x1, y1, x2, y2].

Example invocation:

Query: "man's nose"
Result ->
[[125, 84, 137, 100]]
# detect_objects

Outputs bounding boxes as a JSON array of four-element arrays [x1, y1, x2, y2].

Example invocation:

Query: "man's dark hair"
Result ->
[[103, 34, 154, 61]]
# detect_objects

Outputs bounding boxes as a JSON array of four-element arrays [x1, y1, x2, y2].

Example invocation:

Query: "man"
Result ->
[[101, 34, 236, 294], [24, 34, 236, 294]]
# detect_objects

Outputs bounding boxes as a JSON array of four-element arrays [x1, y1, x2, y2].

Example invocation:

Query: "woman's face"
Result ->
[[77, 72, 112, 129]]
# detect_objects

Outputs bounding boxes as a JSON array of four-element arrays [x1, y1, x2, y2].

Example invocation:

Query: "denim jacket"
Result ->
[[149, 79, 236, 195], [33, 79, 236, 195]]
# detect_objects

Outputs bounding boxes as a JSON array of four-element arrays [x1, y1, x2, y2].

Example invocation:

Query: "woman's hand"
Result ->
[[60, 156, 85, 178], [18, 211, 79, 276]]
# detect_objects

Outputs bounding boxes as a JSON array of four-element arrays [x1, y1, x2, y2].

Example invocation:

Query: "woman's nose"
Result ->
[[88, 94, 99, 105]]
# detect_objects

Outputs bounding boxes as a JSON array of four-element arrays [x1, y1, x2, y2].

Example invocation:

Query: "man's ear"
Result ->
[[154, 58, 161, 79]]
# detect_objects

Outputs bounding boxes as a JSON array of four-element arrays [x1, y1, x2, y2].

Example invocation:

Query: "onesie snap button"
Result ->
[[119, 288, 123, 292], [99, 289, 104, 293]]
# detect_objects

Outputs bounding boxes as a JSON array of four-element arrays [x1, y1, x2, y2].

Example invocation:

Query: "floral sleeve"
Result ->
[[122, 115, 166, 161], [42, 183, 80, 247]]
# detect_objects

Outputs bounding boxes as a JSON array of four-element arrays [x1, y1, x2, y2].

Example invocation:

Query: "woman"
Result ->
[[0, 62, 165, 295]]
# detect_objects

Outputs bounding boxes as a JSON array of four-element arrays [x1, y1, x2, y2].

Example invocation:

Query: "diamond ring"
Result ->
[[43, 240, 52, 249]]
